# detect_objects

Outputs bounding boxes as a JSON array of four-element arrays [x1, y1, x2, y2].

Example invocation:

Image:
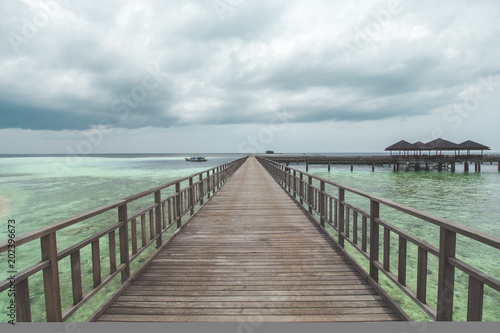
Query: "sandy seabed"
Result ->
[[0, 197, 7, 218]]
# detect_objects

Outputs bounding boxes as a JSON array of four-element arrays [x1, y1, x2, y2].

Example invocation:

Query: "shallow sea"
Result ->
[[0, 154, 499, 321]]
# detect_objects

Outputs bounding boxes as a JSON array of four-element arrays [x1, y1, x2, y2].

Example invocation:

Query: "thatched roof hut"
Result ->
[[425, 138, 459, 155], [385, 140, 419, 156], [458, 140, 491, 156]]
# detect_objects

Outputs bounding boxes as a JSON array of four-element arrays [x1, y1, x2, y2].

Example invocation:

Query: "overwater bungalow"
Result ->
[[386, 138, 490, 157], [458, 140, 491, 156]]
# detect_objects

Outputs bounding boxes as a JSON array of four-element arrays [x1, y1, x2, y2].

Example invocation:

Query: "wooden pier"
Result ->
[[1, 156, 500, 323], [96, 158, 403, 322], [265, 154, 500, 173]]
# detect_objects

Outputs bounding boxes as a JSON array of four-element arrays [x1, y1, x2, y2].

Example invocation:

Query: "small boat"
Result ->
[[185, 156, 207, 162]]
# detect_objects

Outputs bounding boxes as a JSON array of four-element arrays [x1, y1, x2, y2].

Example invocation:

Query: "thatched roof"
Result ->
[[385, 140, 419, 151], [425, 138, 459, 150], [458, 140, 490, 150], [414, 141, 430, 150]]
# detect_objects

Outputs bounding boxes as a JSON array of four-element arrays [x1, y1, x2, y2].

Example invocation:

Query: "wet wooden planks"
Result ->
[[98, 157, 401, 322]]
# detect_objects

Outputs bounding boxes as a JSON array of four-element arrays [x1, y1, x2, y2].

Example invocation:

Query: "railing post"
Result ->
[[320, 181, 325, 227], [175, 182, 182, 228], [293, 170, 297, 198], [338, 188, 345, 248], [308, 176, 313, 213], [154, 190, 162, 248], [212, 169, 216, 195], [436, 227, 456, 321], [40, 232, 62, 322], [118, 203, 130, 283], [217, 167, 220, 189], [199, 174, 204, 205], [299, 173, 304, 205], [189, 177, 194, 215], [369, 199, 380, 282]]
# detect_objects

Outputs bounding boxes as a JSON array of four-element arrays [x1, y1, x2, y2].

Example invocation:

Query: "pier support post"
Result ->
[[498, 162, 500, 172], [299, 173, 304, 205], [155, 190, 163, 248], [465, 162, 469, 172], [436, 228, 456, 321], [478, 162, 481, 173], [319, 181, 326, 227], [189, 177, 194, 215], [406, 162, 410, 172], [426, 162, 430, 172], [338, 188, 345, 248], [207, 171, 211, 199], [328, 162, 331, 172], [438, 162, 443, 172], [372, 163, 375, 172], [118, 203, 130, 283], [293, 170, 297, 198], [308, 176, 313, 214], [350, 162, 354, 172], [451, 162, 455, 173], [475, 162, 478, 173], [199, 174, 204, 205], [393, 164, 396, 172], [41, 232, 63, 322], [369, 200, 380, 282], [306, 162, 309, 172], [175, 182, 182, 228]]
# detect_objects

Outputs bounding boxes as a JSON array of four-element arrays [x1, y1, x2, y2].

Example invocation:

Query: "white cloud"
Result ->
[[1, 0, 499, 152]]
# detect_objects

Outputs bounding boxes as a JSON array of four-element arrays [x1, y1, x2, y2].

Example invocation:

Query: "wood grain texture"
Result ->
[[97, 158, 401, 322]]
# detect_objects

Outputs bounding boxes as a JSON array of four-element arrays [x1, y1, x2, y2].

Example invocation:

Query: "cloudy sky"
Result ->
[[1, 0, 499, 154]]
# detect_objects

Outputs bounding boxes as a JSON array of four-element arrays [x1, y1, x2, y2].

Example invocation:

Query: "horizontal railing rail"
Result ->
[[257, 156, 500, 322], [0, 156, 248, 322]]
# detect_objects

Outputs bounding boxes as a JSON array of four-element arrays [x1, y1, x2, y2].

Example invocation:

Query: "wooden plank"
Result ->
[[98, 313, 400, 322], [104, 307, 394, 316]]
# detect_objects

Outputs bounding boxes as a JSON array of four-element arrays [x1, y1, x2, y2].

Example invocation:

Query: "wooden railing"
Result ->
[[257, 156, 500, 321], [0, 156, 248, 322]]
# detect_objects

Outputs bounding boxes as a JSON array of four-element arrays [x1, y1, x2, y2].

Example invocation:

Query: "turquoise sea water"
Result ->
[[0, 155, 499, 321]]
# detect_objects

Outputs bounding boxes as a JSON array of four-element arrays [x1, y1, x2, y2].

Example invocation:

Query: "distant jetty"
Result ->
[[263, 138, 499, 172], [262, 153, 500, 173]]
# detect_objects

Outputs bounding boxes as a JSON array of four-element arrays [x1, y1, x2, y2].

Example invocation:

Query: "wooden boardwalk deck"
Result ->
[[97, 157, 402, 322]]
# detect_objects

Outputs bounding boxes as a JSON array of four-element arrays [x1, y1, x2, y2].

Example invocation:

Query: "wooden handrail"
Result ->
[[0, 156, 248, 322], [257, 156, 500, 322]]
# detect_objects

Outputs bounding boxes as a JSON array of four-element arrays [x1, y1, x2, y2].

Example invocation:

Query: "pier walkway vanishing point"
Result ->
[[97, 157, 403, 322], [1, 156, 500, 323]]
